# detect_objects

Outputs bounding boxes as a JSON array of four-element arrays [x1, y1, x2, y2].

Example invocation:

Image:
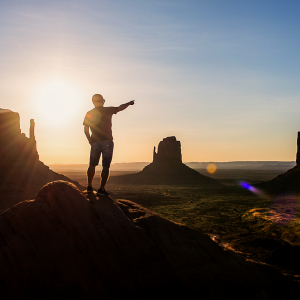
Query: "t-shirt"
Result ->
[[83, 106, 118, 142]]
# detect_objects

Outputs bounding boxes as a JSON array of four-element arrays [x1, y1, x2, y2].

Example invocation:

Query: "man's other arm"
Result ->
[[117, 100, 135, 112], [84, 125, 92, 144]]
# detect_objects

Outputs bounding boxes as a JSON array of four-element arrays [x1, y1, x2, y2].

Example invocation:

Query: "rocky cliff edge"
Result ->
[[0, 181, 298, 299]]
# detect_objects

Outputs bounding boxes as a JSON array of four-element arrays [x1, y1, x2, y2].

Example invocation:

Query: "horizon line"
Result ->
[[46, 160, 296, 165]]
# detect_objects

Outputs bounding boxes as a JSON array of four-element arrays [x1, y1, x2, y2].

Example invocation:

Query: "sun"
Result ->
[[34, 79, 82, 126]]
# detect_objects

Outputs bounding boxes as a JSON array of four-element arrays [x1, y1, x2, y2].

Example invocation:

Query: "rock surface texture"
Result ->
[[0, 109, 82, 213], [110, 136, 221, 187], [0, 181, 298, 299]]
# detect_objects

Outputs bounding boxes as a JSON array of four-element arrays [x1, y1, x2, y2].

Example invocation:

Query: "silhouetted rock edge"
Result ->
[[0, 181, 298, 299]]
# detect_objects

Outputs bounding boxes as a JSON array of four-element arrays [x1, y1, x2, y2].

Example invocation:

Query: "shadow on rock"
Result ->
[[0, 180, 299, 299]]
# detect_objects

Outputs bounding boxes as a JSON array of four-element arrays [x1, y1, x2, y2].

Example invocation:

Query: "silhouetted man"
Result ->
[[83, 94, 135, 195]]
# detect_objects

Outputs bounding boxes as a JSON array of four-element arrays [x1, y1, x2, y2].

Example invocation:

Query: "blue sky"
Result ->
[[1, 0, 300, 163]]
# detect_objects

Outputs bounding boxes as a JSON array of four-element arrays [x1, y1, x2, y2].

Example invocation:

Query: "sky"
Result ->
[[1, 0, 300, 164]]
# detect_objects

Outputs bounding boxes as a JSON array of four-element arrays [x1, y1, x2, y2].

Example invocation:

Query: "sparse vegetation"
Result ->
[[61, 168, 300, 281]]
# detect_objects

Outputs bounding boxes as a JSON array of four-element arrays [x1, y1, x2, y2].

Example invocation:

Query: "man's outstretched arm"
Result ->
[[84, 125, 92, 144], [117, 100, 135, 112]]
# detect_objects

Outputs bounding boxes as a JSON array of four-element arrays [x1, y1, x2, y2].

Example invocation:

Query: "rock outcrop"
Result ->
[[0, 109, 39, 165], [258, 165, 300, 193], [258, 132, 300, 193], [0, 109, 82, 213], [153, 136, 182, 163], [296, 131, 300, 166], [110, 136, 222, 187], [0, 181, 298, 299]]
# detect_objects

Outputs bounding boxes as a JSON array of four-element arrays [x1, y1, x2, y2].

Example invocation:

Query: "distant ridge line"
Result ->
[[47, 161, 296, 172]]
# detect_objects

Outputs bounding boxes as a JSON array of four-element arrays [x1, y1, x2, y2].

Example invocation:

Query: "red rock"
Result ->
[[153, 136, 182, 163], [258, 132, 300, 193], [0, 109, 82, 213], [0, 181, 298, 299], [110, 136, 222, 187]]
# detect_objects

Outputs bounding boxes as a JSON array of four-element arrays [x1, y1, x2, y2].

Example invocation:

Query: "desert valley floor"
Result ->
[[50, 166, 300, 284]]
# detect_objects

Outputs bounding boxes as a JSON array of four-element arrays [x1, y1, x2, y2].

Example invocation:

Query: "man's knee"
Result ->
[[88, 165, 96, 172], [102, 166, 110, 173]]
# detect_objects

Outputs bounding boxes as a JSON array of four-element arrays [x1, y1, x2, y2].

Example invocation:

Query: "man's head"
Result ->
[[92, 94, 105, 107]]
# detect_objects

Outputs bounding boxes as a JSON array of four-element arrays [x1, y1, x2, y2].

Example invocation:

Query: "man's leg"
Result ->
[[87, 165, 96, 187], [87, 142, 101, 190], [100, 166, 110, 189], [98, 141, 114, 194]]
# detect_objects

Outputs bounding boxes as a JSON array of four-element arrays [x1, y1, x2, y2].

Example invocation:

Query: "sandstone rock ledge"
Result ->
[[0, 181, 298, 299]]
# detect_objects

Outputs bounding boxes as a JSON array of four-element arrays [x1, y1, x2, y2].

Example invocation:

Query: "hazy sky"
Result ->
[[1, 0, 300, 164]]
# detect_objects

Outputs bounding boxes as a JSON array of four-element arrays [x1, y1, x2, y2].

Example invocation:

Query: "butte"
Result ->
[[0, 108, 83, 213], [257, 132, 300, 193], [109, 136, 222, 187]]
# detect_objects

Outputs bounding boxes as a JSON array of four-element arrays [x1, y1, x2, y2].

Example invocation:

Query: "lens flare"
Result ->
[[206, 163, 217, 174], [239, 181, 262, 195]]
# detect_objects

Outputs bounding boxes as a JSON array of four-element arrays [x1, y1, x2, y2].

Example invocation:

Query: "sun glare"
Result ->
[[206, 163, 217, 174], [34, 80, 82, 126]]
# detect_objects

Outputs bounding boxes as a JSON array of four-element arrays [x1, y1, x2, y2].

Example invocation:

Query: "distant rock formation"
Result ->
[[258, 132, 300, 193], [0, 109, 82, 213], [110, 136, 222, 187], [297, 131, 300, 166], [0, 109, 39, 165], [258, 165, 300, 193], [0, 180, 297, 299], [153, 136, 182, 163]]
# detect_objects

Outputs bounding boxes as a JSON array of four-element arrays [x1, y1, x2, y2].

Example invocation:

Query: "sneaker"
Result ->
[[97, 188, 109, 196], [87, 186, 93, 193]]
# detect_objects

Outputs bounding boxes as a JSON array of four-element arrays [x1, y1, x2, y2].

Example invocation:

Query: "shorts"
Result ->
[[89, 140, 114, 168]]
